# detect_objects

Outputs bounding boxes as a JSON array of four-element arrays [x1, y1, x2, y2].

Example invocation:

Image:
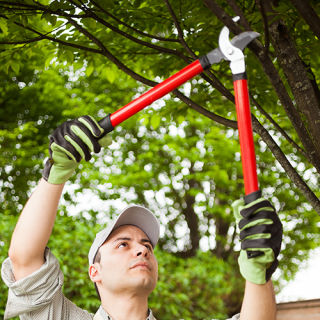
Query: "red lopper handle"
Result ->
[[109, 60, 204, 127], [233, 78, 259, 196]]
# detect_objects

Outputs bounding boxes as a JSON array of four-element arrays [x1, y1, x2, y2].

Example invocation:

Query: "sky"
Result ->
[[276, 247, 320, 303]]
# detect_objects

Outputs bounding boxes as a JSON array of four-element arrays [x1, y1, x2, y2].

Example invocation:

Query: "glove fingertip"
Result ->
[[79, 115, 102, 137], [232, 199, 245, 222]]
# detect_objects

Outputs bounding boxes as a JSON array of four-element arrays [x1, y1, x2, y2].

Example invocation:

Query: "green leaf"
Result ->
[[102, 67, 117, 84], [86, 64, 94, 77], [41, 12, 57, 26], [65, 50, 74, 63], [10, 62, 20, 74], [0, 17, 8, 35], [45, 56, 54, 69], [150, 114, 161, 129], [177, 115, 185, 124], [82, 18, 97, 30], [21, 15, 29, 27]]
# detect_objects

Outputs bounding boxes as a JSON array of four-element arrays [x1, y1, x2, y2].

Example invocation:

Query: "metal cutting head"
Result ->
[[204, 17, 260, 74]]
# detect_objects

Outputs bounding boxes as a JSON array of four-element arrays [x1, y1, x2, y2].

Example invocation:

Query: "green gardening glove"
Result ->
[[43, 115, 112, 184], [232, 197, 283, 284]]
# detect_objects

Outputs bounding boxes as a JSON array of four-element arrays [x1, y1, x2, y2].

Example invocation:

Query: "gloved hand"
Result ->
[[232, 197, 283, 284], [42, 115, 112, 184]]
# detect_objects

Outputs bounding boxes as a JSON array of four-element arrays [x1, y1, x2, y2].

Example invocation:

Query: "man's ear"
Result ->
[[89, 264, 101, 283]]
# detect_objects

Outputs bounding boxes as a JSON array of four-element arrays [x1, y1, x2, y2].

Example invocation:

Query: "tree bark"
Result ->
[[268, 18, 320, 161]]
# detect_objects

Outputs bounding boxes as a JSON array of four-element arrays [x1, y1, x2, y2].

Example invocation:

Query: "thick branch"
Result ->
[[203, 0, 245, 34], [268, 19, 320, 158], [66, 16, 108, 52]]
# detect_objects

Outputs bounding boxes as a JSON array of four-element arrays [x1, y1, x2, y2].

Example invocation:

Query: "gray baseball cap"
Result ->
[[88, 205, 160, 265]]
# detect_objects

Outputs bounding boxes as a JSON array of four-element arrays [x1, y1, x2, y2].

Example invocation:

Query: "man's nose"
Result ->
[[135, 244, 149, 257]]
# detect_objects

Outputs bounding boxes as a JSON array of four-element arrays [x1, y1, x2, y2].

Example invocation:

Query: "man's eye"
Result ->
[[118, 242, 128, 248], [145, 244, 152, 251]]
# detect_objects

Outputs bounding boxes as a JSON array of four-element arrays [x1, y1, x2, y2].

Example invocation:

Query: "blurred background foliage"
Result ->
[[1, 0, 320, 319]]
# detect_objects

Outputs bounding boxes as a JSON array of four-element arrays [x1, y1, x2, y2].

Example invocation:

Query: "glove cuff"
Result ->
[[244, 190, 262, 204]]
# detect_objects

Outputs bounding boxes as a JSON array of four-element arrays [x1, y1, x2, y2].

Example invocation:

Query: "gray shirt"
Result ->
[[1, 248, 239, 320]]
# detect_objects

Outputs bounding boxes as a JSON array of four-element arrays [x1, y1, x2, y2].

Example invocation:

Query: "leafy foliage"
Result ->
[[1, 0, 320, 318]]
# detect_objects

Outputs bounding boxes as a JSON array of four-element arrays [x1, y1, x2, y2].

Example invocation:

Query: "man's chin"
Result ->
[[128, 276, 157, 293]]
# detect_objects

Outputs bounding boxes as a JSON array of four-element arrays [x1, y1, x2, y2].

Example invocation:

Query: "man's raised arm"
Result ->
[[8, 116, 111, 281], [9, 180, 64, 280]]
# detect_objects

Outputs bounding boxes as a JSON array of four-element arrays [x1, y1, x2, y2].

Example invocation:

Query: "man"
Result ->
[[1, 116, 282, 319]]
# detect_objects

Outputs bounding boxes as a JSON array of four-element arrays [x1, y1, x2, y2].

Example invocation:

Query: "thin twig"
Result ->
[[68, 0, 189, 61], [250, 93, 307, 157], [2, 16, 102, 54], [163, 0, 196, 59], [90, 0, 179, 43], [256, 0, 270, 53], [226, 0, 252, 30]]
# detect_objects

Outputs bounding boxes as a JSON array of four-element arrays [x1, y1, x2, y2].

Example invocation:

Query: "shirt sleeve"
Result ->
[[1, 247, 92, 320]]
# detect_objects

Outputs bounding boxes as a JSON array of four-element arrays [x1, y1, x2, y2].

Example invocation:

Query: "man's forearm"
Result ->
[[9, 178, 64, 280], [240, 280, 276, 320]]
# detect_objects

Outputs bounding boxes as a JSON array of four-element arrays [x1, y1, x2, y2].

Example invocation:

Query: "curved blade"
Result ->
[[231, 31, 260, 51], [205, 31, 260, 65]]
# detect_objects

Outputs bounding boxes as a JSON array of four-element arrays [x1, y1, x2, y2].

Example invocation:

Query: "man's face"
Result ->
[[92, 225, 158, 297]]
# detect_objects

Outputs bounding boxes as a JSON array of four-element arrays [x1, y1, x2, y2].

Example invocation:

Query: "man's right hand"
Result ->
[[42, 115, 111, 184]]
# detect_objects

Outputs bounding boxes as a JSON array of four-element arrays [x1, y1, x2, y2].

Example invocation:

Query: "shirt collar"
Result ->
[[97, 306, 154, 320]]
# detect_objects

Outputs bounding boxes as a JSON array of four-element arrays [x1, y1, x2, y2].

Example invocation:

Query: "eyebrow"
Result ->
[[112, 237, 153, 246]]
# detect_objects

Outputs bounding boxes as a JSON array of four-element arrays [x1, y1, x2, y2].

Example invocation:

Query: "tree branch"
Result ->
[[164, 0, 235, 102], [0, 36, 46, 45], [90, 0, 179, 43], [256, 0, 270, 52], [0, 1, 89, 18], [252, 116, 320, 215], [249, 93, 309, 159], [163, 0, 195, 58], [226, 0, 252, 30], [68, 0, 189, 61], [172, 89, 238, 128], [0, 16, 103, 54], [269, 19, 320, 157]]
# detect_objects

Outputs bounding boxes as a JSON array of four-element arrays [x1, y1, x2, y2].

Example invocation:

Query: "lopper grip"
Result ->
[[233, 75, 259, 199], [98, 60, 205, 129]]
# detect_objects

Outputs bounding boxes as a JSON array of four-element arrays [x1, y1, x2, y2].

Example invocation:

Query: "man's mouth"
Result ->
[[130, 261, 151, 271]]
